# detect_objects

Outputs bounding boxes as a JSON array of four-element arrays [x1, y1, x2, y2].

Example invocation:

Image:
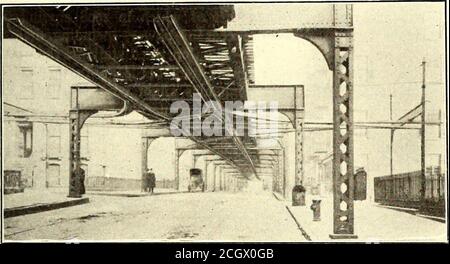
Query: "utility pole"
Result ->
[[390, 94, 394, 177], [421, 59, 426, 201]]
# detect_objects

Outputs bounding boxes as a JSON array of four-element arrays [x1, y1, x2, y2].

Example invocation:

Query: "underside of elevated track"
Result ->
[[3, 4, 355, 238]]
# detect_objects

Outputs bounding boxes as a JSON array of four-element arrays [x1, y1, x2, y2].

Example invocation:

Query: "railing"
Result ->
[[85, 176, 175, 191], [374, 167, 445, 216], [85, 176, 141, 191], [424, 167, 446, 201]]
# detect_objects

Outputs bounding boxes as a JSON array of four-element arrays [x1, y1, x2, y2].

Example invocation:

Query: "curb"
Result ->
[[5, 197, 90, 218], [285, 205, 312, 241], [272, 192, 284, 201], [88, 192, 148, 197], [272, 192, 312, 241]]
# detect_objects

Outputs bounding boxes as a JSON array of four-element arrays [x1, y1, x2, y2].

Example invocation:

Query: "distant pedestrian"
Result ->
[[148, 168, 156, 194], [143, 169, 150, 192]]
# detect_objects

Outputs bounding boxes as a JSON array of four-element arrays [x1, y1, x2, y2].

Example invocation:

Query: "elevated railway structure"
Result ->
[[4, 4, 355, 238]]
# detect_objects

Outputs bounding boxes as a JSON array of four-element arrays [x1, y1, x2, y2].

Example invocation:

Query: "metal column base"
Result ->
[[329, 234, 358, 239]]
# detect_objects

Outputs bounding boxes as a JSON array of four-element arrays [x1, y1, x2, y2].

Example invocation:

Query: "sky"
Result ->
[[234, 2, 446, 122]]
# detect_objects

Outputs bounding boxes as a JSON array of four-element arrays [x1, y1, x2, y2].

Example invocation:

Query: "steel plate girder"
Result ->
[[6, 17, 250, 174], [153, 15, 257, 176], [214, 4, 352, 32]]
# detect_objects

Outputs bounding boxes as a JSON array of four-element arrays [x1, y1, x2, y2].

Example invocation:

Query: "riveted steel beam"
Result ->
[[329, 30, 356, 239], [6, 17, 244, 183], [154, 15, 257, 177]]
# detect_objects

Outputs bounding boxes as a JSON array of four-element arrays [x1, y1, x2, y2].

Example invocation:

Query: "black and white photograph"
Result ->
[[0, 0, 448, 244]]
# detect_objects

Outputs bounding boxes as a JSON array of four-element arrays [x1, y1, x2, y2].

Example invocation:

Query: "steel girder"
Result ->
[[8, 25, 240, 194], [153, 15, 257, 177], [5, 10, 251, 177]]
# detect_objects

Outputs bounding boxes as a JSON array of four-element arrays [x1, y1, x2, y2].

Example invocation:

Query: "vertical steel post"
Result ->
[[141, 137, 149, 192], [219, 167, 223, 191], [295, 114, 304, 186], [280, 148, 286, 197], [330, 29, 357, 238], [273, 157, 279, 192], [213, 164, 217, 191], [225, 174, 228, 191], [174, 149, 180, 191], [204, 160, 209, 191], [68, 110, 96, 198], [193, 154, 199, 168], [68, 110, 82, 198], [141, 137, 156, 192], [68, 87, 96, 198]]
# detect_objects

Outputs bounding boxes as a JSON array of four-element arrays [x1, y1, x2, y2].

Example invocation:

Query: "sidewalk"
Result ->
[[4, 188, 89, 218], [276, 193, 447, 242]]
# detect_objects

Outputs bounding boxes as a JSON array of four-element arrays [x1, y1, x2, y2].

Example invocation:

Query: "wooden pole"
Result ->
[[421, 59, 426, 201], [390, 94, 394, 177]]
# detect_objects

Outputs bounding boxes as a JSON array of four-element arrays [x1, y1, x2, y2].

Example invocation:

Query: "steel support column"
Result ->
[[292, 4, 356, 238], [294, 114, 304, 186], [204, 160, 209, 191], [219, 166, 225, 191], [219, 167, 224, 191], [174, 149, 180, 191], [193, 155, 200, 168], [68, 110, 96, 198], [330, 30, 356, 238], [142, 137, 156, 192], [279, 148, 286, 197], [212, 164, 217, 192], [273, 159, 279, 192]]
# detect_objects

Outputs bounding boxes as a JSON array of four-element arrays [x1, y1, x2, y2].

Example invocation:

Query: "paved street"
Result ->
[[4, 191, 305, 241]]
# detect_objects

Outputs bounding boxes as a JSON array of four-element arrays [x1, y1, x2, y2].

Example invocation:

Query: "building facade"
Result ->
[[3, 39, 146, 191]]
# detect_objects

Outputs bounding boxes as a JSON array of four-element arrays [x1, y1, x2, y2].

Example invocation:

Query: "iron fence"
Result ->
[[374, 167, 445, 211]]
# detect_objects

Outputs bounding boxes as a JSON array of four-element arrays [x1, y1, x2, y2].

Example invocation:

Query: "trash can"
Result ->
[[292, 185, 306, 206], [310, 199, 321, 221], [354, 167, 367, 201]]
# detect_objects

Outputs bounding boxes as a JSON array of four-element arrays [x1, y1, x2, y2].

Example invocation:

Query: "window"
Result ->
[[46, 68, 61, 99], [17, 122, 33, 158], [19, 68, 34, 99], [24, 126, 33, 157]]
